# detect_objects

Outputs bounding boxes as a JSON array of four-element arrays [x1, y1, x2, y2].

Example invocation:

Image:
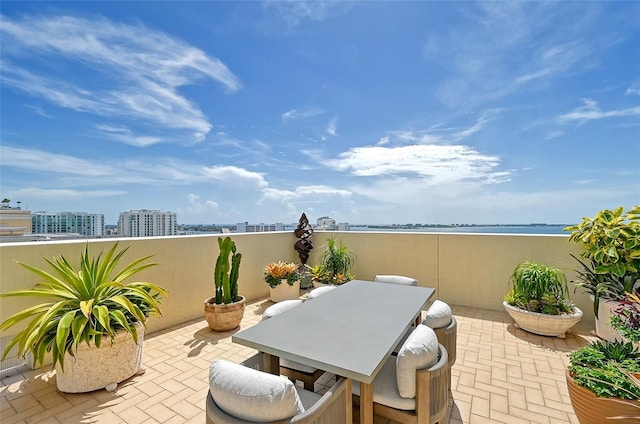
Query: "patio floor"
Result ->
[[1, 300, 594, 424]]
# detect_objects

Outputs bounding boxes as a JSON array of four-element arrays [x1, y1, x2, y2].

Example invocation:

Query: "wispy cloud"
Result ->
[[281, 108, 324, 121], [327, 144, 509, 185], [263, 1, 353, 27], [422, 2, 622, 109], [557, 98, 640, 126], [0, 13, 241, 145], [387, 113, 494, 145], [326, 117, 337, 136], [626, 82, 640, 96]]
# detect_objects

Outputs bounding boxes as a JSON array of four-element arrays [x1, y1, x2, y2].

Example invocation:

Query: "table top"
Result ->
[[232, 280, 435, 383]]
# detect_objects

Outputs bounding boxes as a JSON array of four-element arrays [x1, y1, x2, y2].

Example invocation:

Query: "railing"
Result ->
[[0, 231, 591, 372]]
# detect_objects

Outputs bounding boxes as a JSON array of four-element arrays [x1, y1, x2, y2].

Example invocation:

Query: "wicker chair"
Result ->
[[352, 344, 449, 424], [206, 353, 350, 424]]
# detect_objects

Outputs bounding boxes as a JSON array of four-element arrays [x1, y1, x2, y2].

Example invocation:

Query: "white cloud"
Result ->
[[0, 13, 241, 145], [626, 82, 640, 96], [377, 136, 390, 145], [14, 187, 125, 199], [557, 98, 640, 125], [263, 1, 353, 27], [327, 144, 509, 185], [187, 193, 219, 214], [326, 118, 337, 136], [281, 108, 324, 121]]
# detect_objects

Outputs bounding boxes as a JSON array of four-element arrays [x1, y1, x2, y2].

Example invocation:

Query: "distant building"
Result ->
[[32, 211, 104, 236], [0, 207, 32, 237], [236, 222, 285, 233], [118, 209, 177, 237], [316, 216, 337, 230], [337, 222, 350, 231]]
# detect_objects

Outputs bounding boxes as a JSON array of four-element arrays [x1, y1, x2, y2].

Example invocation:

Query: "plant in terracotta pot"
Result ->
[[565, 206, 640, 341], [264, 261, 301, 302], [503, 260, 582, 337], [0, 242, 167, 393], [566, 339, 640, 423], [204, 237, 244, 332]]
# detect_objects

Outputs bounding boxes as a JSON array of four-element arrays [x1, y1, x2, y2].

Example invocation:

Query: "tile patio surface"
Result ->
[[1, 300, 595, 424]]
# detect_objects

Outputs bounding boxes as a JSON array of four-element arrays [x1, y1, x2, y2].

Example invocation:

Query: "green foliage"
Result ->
[[504, 261, 573, 315], [0, 243, 167, 371], [316, 238, 355, 284], [611, 293, 640, 343], [568, 340, 640, 400], [214, 237, 242, 304]]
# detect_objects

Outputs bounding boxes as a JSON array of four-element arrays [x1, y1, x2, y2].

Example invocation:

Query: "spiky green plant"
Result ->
[[319, 238, 355, 283], [0, 243, 167, 371], [504, 260, 573, 315], [214, 237, 242, 304]]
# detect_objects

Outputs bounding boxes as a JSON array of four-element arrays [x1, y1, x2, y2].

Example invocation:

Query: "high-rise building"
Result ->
[[316, 216, 337, 230], [118, 209, 177, 237], [0, 206, 32, 237], [32, 211, 104, 236]]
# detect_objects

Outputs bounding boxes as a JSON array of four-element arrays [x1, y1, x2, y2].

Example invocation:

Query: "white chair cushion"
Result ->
[[352, 356, 415, 410], [374, 275, 418, 286], [209, 360, 305, 422], [422, 300, 452, 329], [262, 299, 303, 320], [307, 285, 337, 299], [396, 324, 439, 399]]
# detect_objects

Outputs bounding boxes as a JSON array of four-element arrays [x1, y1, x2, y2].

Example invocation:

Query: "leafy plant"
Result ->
[[214, 237, 242, 304], [504, 261, 573, 315], [317, 237, 355, 284], [611, 292, 640, 343], [0, 243, 167, 371], [568, 340, 640, 400], [264, 261, 300, 288]]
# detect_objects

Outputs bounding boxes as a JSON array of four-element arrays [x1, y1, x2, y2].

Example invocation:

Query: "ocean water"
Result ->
[[348, 225, 569, 235]]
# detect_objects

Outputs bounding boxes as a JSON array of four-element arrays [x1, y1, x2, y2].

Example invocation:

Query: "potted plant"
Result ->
[[565, 206, 640, 341], [566, 339, 640, 423], [204, 236, 244, 332], [264, 261, 301, 302], [310, 237, 355, 287], [611, 292, 640, 347], [502, 260, 583, 337], [0, 243, 167, 393]]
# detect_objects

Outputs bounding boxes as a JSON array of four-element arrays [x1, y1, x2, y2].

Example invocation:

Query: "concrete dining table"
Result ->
[[232, 279, 435, 424]]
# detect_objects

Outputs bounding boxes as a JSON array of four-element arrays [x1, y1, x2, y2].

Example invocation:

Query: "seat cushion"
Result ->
[[352, 357, 416, 410], [422, 300, 452, 329], [209, 360, 304, 422], [374, 275, 418, 286], [281, 358, 318, 374], [262, 299, 303, 320], [396, 324, 439, 399], [307, 285, 337, 299]]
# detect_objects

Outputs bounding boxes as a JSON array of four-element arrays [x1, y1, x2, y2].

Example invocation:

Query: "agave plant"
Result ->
[[0, 243, 168, 370]]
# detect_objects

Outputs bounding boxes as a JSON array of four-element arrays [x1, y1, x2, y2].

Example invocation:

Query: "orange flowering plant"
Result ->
[[264, 261, 300, 288]]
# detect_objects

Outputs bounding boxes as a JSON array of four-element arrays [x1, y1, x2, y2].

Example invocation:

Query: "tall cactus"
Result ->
[[214, 237, 242, 304]]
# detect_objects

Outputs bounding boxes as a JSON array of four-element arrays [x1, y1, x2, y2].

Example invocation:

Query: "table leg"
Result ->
[[262, 353, 280, 374], [345, 379, 352, 424], [359, 382, 373, 424]]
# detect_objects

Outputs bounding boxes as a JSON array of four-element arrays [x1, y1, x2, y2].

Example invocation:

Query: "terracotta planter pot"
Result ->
[[566, 370, 640, 424], [503, 301, 583, 338], [56, 324, 145, 393], [204, 296, 245, 332], [269, 280, 300, 302]]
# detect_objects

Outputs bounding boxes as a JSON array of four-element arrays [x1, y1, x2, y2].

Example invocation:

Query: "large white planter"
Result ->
[[593, 297, 626, 342], [55, 324, 145, 393], [503, 301, 583, 338], [269, 280, 300, 302]]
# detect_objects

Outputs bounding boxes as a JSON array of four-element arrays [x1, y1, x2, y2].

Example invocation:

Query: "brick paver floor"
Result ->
[[1, 300, 594, 423]]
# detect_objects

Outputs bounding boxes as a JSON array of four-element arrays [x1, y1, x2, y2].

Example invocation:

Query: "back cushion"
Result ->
[[422, 300, 452, 329], [374, 275, 418, 286], [262, 299, 303, 320], [209, 360, 304, 422], [396, 324, 439, 398]]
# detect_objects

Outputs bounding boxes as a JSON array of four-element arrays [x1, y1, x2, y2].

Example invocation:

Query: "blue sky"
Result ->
[[1, 1, 639, 226]]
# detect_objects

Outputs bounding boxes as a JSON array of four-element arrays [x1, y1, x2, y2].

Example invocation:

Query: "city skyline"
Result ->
[[1, 2, 639, 225]]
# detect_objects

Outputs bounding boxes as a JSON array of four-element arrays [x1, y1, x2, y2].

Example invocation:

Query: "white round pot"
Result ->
[[55, 324, 145, 393], [269, 280, 301, 302], [503, 301, 583, 338]]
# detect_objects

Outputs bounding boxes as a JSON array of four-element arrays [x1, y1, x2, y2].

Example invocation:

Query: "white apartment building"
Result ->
[[118, 209, 177, 237], [236, 222, 285, 233], [32, 211, 105, 236], [316, 216, 337, 230]]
